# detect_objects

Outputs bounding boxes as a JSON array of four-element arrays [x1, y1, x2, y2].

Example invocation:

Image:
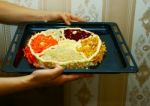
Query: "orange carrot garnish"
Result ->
[[31, 34, 58, 53]]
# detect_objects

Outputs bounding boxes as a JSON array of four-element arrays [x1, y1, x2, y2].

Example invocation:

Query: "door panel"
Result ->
[[64, 0, 136, 106]]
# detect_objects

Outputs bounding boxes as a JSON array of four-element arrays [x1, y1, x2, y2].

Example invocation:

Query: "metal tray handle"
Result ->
[[111, 23, 138, 72]]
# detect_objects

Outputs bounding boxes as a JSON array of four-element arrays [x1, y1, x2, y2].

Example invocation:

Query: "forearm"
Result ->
[[0, 1, 46, 24], [0, 75, 35, 95]]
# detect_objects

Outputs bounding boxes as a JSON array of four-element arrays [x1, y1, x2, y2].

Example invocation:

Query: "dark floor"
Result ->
[[0, 86, 64, 106]]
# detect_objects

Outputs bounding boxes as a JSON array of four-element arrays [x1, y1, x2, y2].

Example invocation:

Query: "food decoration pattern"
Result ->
[[23, 28, 106, 69]]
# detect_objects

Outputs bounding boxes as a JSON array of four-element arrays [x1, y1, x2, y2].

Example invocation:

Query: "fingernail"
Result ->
[[67, 22, 71, 25]]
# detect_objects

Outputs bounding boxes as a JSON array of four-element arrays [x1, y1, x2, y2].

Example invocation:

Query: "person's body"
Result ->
[[0, 1, 91, 96]]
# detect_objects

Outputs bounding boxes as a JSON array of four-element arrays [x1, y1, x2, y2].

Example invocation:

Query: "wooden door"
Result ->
[[64, 0, 136, 106]]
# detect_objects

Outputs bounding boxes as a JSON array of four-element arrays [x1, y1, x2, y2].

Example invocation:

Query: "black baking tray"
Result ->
[[2, 22, 138, 73]]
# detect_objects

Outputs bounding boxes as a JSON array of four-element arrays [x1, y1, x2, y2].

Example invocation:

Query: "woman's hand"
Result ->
[[0, 65, 92, 96], [29, 65, 92, 87], [42, 11, 85, 25], [0, 1, 85, 25]]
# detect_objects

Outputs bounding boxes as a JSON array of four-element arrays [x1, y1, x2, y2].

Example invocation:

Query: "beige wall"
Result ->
[[126, 0, 150, 106], [1, 0, 149, 106]]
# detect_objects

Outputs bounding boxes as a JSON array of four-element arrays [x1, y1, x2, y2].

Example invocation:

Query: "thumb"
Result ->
[[60, 14, 71, 25], [47, 64, 64, 79], [33, 64, 64, 80]]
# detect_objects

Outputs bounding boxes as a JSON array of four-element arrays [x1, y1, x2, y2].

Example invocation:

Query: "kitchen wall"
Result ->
[[126, 0, 150, 106], [0, 0, 150, 106]]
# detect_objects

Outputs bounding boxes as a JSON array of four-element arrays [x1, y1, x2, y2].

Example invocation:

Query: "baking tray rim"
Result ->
[[1, 22, 138, 73]]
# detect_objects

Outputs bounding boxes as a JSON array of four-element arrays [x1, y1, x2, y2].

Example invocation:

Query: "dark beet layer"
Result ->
[[64, 29, 91, 41]]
